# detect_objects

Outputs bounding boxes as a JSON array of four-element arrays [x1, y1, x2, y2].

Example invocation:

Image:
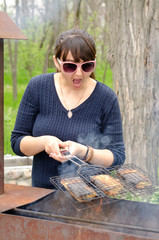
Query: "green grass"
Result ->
[[4, 65, 113, 155], [4, 84, 26, 155]]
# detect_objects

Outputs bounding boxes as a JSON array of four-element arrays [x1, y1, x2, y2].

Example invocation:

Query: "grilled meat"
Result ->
[[61, 176, 98, 202], [117, 169, 151, 189], [90, 174, 123, 196]]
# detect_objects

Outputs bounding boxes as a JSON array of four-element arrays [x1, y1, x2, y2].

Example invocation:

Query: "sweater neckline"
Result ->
[[52, 73, 99, 113]]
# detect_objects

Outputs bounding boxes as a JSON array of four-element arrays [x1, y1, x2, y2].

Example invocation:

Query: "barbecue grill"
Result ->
[[1, 190, 159, 240], [1, 160, 159, 240]]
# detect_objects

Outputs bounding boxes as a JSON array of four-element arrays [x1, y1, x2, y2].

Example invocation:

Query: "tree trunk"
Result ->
[[42, 0, 62, 73], [81, 0, 88, 29], [21, 0, 28, 29], [105, 0, 159, 182], [8, 39, 18, 100], [3, 0, 6, 11], [73, 0, 82, 26], [43, 33, 55, 73], [6, 0, 19, 100]]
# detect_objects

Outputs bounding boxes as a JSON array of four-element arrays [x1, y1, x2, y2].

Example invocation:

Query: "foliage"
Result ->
[[4, 83, 26, 155], [17, 40, 45, 79], [132, 190, 159, 204]]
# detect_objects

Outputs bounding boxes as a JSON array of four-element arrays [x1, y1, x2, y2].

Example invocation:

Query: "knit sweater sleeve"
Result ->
[[11, 77, 39, 156], [101, 96, 125, 166]]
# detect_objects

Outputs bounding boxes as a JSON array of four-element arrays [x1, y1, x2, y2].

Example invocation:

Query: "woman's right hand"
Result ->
[[20, 135, 69, 162], [43, 135, 69, 162]]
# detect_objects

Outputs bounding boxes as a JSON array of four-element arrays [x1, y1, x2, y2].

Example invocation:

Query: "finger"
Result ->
[[59, 142, 69, 151], [49, 152, 68, 162], [52, 143, 62, 156]]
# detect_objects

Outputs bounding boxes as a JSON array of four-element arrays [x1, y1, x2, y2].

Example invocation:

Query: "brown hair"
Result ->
[[54, 29, 96, 79]]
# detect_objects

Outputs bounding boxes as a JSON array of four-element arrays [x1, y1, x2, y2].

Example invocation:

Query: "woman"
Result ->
[[11, 29, 125, 189]]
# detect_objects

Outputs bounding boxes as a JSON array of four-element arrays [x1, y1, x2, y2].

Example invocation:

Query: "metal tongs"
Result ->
[[60, 148, 107, 177], [60, 148, 89, 167]]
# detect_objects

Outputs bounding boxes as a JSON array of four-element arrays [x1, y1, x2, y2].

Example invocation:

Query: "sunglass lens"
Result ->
[[63, 63, 77, 73], [82, 62, 94, 72]]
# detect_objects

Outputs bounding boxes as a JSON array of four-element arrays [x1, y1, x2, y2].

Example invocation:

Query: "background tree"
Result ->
[[105, 0, 159, 181], [5, 0, 19, 100]]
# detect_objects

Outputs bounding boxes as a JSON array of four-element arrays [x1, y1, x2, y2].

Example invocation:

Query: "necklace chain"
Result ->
[[59, 77, 87, 118]]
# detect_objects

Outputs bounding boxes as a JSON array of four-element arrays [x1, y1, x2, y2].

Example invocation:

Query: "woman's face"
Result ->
[[56, 51, 94, 89]]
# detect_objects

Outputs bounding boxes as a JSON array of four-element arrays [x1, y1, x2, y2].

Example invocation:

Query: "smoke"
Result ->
[[57, 129, 116, 178], [58, 158, 79, 176], [77, 131, 112, 149]]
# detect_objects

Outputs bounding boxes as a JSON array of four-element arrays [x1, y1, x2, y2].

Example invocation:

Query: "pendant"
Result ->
[[67, 110, 73, 118]]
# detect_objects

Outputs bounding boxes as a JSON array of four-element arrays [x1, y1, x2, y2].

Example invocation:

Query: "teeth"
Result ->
[[73, 79, 81, 83]]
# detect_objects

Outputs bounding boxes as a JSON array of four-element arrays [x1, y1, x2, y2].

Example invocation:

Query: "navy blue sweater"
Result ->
[[11, 73, 125, 189]]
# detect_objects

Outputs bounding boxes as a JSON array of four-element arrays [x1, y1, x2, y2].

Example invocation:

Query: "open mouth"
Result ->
[[73, 79, 82, 88]]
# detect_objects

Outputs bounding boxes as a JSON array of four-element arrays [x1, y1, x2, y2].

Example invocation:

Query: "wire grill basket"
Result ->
[[50, 152, 158, 210]]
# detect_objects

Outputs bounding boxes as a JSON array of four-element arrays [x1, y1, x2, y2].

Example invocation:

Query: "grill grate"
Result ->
[[50, 162, 158, 210], [50, 173, 119, 210], [110, 164, 158, 195]]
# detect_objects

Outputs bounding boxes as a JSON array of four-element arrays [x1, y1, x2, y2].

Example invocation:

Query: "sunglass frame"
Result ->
[[57, 58, 96, 73]]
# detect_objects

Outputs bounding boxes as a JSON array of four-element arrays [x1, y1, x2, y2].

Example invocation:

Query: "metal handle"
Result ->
[[60, 148, 88, 167]]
